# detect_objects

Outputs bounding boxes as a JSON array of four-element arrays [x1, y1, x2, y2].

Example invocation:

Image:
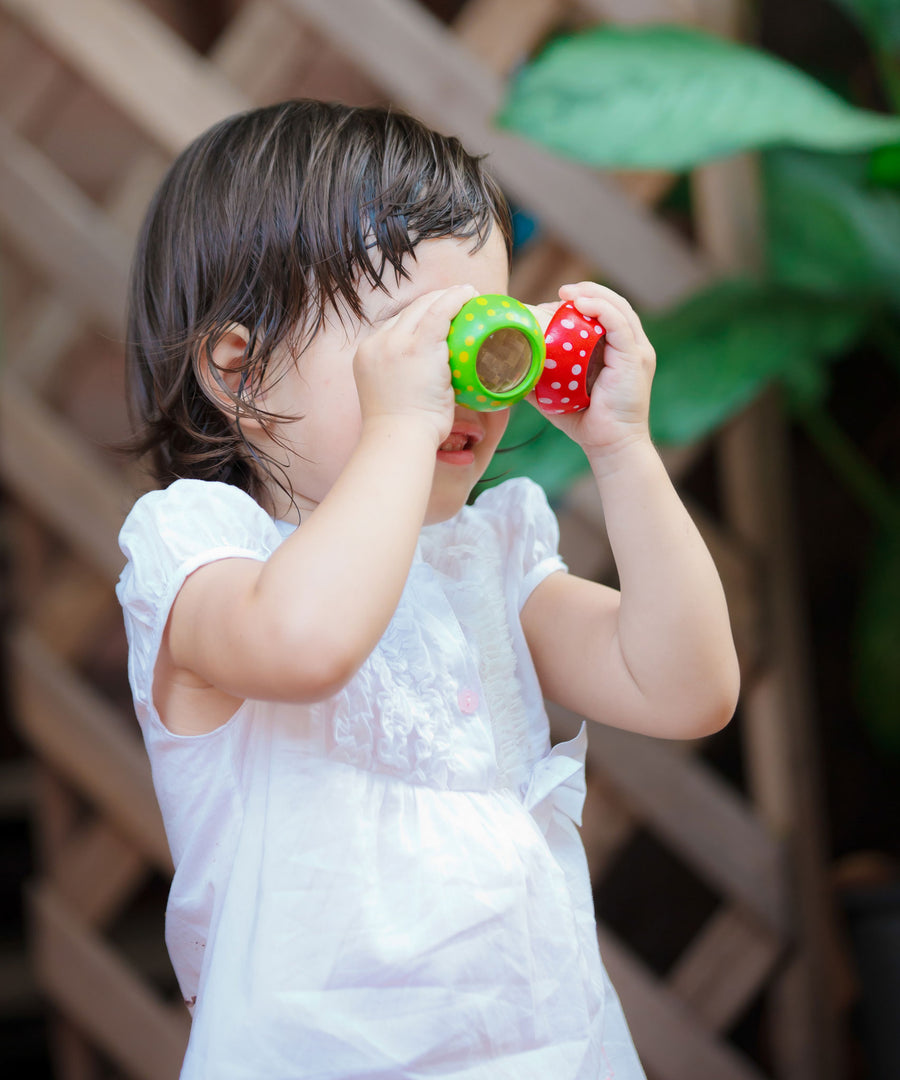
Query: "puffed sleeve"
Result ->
[[115, 479, 284, 730], [472, 477, 567, 611]]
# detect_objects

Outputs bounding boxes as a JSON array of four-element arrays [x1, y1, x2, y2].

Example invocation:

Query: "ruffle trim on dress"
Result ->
[[523, 722, 588, 832]]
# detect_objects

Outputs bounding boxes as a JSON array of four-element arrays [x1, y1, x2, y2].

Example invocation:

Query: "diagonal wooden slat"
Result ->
[[286, 0, 712, 309], [598, 925, 769, 1080], [50, 817, 150, 929], [30, 885, 189, 1080], [550, 704, 790, 935], [0, 0, 247, 155], [454, 0, 569, 74], [0, 120, 130, 333], [11, 629, 172, 875], [577, 0, 694, 22], [0, 373, 131, 581], [669, 905, 783, 1031]]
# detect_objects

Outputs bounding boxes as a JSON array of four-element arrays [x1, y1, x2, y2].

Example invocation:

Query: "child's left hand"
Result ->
[[530, 282, 656, 461]]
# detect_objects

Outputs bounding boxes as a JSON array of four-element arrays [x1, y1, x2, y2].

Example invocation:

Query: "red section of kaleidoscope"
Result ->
[[535, 301, 606, 415]]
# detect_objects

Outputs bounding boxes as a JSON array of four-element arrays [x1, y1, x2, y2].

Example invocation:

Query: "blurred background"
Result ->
[[1, 1, 899, 1078]]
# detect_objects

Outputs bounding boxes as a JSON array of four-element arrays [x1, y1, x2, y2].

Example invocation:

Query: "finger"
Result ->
[[559, 282, 642, 339], [559, 282, 648, 349], [388, 284, 478, 336]]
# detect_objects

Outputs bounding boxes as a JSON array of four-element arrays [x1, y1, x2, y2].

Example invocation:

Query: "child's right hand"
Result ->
[[353, 284, 478, 446]]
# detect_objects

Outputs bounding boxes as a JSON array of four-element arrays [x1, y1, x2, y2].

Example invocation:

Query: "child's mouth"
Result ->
[[438, 433, 475, 453], [437, 425, 482, 462]]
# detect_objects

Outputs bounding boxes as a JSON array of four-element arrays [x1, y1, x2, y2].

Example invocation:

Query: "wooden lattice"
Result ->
[[0, 2, 846, 1078]]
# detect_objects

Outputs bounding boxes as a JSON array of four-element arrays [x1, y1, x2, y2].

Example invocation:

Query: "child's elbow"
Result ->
[[291, 641, 365, 702], [260, 619, 366, 703], [689, 664, 741, 738]]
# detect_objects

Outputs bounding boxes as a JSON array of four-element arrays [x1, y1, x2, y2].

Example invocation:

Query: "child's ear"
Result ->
[[197, 324, 264, 431]]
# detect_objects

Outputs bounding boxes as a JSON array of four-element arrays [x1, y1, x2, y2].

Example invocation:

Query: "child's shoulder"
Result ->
[[122, 478, 270, 536], [124, 477, 260, 522], [118, 478, 282, 586]]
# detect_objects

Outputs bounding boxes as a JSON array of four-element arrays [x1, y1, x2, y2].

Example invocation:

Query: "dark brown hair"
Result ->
[[126, 100, 513, 508]]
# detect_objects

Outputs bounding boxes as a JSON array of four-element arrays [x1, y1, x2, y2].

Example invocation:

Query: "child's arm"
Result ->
[[163, 285, 476, 707], [521, 283, 740, 739]]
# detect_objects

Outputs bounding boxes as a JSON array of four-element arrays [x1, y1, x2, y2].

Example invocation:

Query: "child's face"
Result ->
[[255, 227, 512, 524]]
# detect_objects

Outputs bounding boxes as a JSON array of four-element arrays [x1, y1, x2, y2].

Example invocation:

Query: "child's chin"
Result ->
[[424, 484, 474, 525]]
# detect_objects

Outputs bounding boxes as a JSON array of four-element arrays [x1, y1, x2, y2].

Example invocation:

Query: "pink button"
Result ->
[[458, 688, 479, 714]]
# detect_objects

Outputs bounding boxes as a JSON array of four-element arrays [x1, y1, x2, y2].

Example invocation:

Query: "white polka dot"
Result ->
[[594, 324, 603, 333], [551, 382, 561, 389], [580, 329, 589, 338], [561, 397, 570, 404], [538, 397, 552, 404], [544, 358, 557, 368], [580, 350, 586, 357], [561, 318, 575, 329], [562, 341, 573, 351], [571, 365, 582, 374], [569, 381, 579, 390]]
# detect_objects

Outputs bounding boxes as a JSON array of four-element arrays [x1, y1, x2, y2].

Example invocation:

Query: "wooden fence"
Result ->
[[0, 2, 847, 1077]]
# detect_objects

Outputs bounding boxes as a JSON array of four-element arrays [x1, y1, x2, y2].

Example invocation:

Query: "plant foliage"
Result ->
[[492, 13, 900, 754]]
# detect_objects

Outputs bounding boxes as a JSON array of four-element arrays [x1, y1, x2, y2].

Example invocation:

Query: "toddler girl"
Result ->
[[117, 100, 739, 1079]]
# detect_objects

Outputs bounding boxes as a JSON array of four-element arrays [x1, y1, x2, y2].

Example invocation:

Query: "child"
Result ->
[[117, 100, 739, 1079]]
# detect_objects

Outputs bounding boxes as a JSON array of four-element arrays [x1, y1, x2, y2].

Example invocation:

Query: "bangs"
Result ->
[[293, 108, 512, 333]]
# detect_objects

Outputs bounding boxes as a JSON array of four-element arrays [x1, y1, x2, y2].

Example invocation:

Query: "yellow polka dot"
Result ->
[[459, 351, 469, 362], [465, 313, 474, 321], [467, 385, 475, 392], [453, 370, 461, 378], [477, 395, 487, 403], [476, 297, 487, 306], [465, 336, 475, 346], [486, 309, 495, 316], [501, 300, 510, 307]]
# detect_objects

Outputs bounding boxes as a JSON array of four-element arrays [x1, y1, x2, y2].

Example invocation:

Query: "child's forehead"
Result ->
[[364, 232, 507, 306]]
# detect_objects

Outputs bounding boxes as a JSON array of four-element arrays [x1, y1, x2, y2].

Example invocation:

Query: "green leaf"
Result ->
[[829, 0, 900, 111], [765, 149, 900, 309], [830, 0, 900, 53], [645, 280, 867, 444], [497, 25, 900, 170], [869, 141, 900, 186], [476, 402, 590, 501], [854, 527, 900, 755]]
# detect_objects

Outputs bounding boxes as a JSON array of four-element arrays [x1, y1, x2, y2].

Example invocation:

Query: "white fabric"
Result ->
[[117, 476, 645, 1080]]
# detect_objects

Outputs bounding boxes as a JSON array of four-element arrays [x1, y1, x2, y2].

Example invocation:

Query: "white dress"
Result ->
[[117, 476, 646, 1080]]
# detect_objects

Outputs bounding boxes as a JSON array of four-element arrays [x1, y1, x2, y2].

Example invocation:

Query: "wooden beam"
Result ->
[[0, 120, 130, 333], [576, 0, 700, 23], [11, 630, 172, 874], [0, 16, 71, 130], [210, 0, 309, 98], [668, 904, 782, 1031], [286, 0, 711, 309], [0, 373, 131, 582], [454, 0, 568, 75], [51, 817, 150, 928], [718, 395, 843, 1080], [30, 559, 118, 662], [0, 0, 247, 155], [552, 704, 790, 934], [30, 885, 189, 1080], [598, 925, 769, 1080]]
